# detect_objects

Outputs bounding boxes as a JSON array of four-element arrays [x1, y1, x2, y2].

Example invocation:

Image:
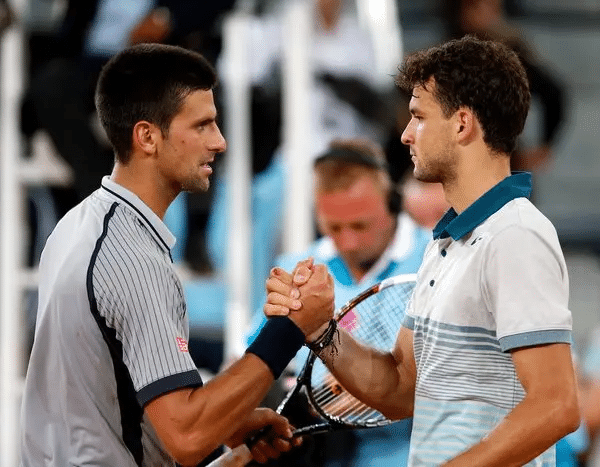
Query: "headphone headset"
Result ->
[[314, 147, 402, 216]]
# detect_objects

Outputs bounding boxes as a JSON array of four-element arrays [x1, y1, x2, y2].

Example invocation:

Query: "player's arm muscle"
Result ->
[[145, 262, 333, 466], [320, 326, 416, 420], [145, 353, 274, 467], [443, 343, 580, 467]]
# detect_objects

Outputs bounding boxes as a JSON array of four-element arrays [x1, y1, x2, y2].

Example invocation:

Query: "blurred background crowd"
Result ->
[[1, 0, 600, 465]]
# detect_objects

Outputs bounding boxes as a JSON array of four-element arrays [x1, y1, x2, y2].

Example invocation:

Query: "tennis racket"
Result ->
[[207, 273, 416, 467]]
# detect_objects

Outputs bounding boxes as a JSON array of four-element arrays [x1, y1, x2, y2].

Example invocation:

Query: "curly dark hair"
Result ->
[[396, 35, 530, 155]]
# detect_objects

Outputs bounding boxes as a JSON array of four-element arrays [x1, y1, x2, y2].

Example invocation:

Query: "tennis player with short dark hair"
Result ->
[[266, 35, 579, 466], [20, 43, 334, 467]]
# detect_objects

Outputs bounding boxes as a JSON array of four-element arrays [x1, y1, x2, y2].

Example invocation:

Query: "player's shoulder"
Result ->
[[482, 198, 561, 248], [45, 193, 111, 250], [491, 198, 556, 234], [92, 202, 173, 280]]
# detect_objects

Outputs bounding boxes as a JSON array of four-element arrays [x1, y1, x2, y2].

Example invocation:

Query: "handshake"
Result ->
[[210, 258, 336, 467], [263, 257, 336, 343]]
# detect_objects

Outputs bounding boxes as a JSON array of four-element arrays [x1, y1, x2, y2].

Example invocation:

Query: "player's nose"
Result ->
[[211, 125, 227, 154], [401, 122, 413, 146]]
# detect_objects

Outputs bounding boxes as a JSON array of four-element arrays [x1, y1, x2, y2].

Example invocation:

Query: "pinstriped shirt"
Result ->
[[21, 177, 202, 467], [403, 173, 572, 467]]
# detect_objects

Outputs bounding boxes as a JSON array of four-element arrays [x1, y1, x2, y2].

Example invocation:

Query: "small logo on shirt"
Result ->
[[471, 236, 483, 246], [176, 337, 189, 352]]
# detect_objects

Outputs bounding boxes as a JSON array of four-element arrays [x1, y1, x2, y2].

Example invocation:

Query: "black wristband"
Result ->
[[245, 316, 305, 379]]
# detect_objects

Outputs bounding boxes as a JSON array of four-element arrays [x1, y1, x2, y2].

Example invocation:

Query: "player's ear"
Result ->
[[132, 121, 159, 155], [454, 107, 477, 146]]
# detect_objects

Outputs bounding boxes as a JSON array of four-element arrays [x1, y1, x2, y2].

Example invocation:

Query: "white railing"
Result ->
[[281, 0, 314, 254]]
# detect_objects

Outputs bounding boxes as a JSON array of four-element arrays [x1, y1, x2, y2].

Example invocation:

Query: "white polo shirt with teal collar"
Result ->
[[403, 172, 572, 467]]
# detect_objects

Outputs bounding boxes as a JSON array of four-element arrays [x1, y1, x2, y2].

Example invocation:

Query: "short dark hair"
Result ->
[[396, 35, 530, 155], [95, 43, 217, 163]]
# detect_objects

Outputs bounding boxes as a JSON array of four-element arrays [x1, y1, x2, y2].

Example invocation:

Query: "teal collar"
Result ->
[[432, 172, 532, 240]]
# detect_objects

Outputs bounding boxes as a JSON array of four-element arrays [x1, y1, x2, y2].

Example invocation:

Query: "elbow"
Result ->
[[380, 406, 412, 421], [562, 398, 581, 435], [553, 390, 581, 437]]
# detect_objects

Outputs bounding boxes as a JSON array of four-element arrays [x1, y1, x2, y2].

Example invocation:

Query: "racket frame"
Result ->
[[290, 273, 417, 436]]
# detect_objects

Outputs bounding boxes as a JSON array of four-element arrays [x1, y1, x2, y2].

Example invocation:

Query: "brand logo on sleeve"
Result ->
[[176, 337, 189, 352]]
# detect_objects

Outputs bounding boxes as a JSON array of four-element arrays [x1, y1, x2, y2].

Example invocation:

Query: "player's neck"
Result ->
[[444, 148, 511, 214], [110, 163, 176, 219]]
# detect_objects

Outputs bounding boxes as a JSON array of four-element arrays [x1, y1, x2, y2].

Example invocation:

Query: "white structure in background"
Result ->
[[220, 12, 254, 362], [1, 2, 26, 466], [356, 0, 403, 90], [281, 0, 314, 254]]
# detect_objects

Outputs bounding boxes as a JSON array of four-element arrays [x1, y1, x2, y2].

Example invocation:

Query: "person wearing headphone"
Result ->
[[247, 137, 431, 467]]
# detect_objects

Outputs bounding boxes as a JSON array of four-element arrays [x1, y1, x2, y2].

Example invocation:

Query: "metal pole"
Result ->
[[221, 12, 253, 362], [0, 13, 26, 467]]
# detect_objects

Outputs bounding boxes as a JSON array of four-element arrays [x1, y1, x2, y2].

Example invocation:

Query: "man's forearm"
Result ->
[[318, 328, 413, 419], [442, 393, 580, 467]]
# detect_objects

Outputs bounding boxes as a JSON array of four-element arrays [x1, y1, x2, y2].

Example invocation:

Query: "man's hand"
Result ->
[[263, 258, 315, 316], [263, 258, 335, 338], [226, 408, 300, 464]]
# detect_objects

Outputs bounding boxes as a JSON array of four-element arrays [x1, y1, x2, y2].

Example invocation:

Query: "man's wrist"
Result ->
[[305, 321, 330, 344], [245, 316, 304, 379]]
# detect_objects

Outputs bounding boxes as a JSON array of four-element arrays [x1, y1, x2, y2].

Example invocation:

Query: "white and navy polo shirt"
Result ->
[[21, 177, 203, 467], [403, 172, 572, 467]]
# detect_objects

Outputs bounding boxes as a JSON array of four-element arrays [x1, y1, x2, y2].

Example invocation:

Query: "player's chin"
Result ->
[[413, 167, 435, 184], [181, 177, 210, 193]]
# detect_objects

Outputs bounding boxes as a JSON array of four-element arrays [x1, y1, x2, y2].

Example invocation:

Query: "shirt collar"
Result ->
[[99, 176, 176, 251], [432, 172, 532, 241]]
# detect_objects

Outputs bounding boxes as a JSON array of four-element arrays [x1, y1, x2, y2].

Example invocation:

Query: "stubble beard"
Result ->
[[413, 148, 456, 185], [181, 175, 210, 193]]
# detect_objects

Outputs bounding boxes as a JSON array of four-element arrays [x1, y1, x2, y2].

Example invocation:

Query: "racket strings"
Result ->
[[311, 372, 384, 425], [308, 281, 415, 427]]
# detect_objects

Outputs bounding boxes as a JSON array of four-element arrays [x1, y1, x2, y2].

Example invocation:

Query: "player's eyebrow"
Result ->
[[409, 104, 421, 116], [194, 115, 216, 127], [408, 94, 422, 115]]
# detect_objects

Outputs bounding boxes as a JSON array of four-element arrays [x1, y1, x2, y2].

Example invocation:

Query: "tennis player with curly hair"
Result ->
[[267, 35, 579, 467]]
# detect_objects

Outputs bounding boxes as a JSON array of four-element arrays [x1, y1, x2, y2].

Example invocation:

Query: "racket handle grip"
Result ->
[[204, 445, 253, 467]]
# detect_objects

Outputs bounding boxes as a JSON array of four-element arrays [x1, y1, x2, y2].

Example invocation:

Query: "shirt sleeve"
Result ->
[[482, 224, 572, 351], [93, 247, 202, 406]]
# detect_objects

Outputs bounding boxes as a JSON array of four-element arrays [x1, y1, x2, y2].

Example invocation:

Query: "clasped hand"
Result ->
[[263, 258, 335, 341]]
